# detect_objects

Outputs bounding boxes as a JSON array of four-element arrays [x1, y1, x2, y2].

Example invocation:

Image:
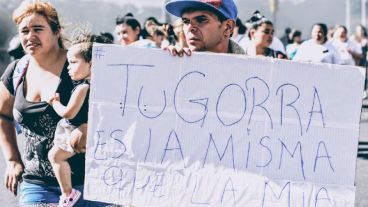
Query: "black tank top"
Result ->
[[68, 79, 90, 126], [1, 60, 85, 186]]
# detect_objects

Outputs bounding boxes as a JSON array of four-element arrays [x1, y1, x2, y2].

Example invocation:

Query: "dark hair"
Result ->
[[312, 23, 328, 37], [357, 24, 368, 37], [154, 28, 165, 37], [124, 12, 134, 17], [100, 32, 114, 43], [162, 23, 178, 45], [141, 17, 159, 39], [236, 18, 246, 34], [71, 33, 112, 63], [246, 11, 273, 30], [115, 16, 141, 40], [246, 11, 273, 39], [145, 16, 162, 26], [290, 29, 302, 42], [285, 27, 291, 34], [116, 16, 141, 30]]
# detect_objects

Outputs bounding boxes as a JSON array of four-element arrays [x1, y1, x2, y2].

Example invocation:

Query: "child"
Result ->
[[48, 34, 109, 207]]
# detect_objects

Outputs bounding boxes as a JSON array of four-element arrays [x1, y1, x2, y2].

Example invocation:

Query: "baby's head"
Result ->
[[67, 34, 111, 81]]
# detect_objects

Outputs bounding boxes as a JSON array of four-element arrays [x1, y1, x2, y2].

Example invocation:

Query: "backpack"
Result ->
[[11, 55, 30, 134]]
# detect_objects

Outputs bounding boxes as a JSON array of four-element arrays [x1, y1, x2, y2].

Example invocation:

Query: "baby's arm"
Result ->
[[52, 84, 89, 119]]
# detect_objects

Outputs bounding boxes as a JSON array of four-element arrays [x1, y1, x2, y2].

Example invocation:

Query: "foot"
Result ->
[[58, 188, 81, 207]]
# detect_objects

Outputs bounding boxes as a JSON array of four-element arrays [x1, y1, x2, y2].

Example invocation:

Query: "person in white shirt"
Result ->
[[270, 36, 286, 54], [294, 23, 341, 64], [350, 24, 368, 66], [331, 25, 362, 65], [241, 11, 287, 58], [240, 33, 286, 55]]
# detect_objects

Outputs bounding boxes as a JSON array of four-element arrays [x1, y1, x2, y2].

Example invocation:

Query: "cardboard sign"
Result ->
[[84, 44, 364, 207]]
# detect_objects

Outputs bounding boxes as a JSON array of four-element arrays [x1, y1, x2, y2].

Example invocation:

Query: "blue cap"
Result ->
[[166, 0, 237, 21]]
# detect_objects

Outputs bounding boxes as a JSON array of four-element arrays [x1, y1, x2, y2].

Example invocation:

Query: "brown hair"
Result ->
[[71, 33, 113, 63], [12, 0, 65, 49]]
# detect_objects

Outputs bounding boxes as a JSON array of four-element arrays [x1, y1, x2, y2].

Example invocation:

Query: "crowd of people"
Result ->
[[7, 4, 368, 66], [0, 0, 366, 207]]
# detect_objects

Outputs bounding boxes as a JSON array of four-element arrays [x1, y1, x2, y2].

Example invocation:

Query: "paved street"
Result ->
[[356, 104, 368, 207], [1, 108, 368, 206]]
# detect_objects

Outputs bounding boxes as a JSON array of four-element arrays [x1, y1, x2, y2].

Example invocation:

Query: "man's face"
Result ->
[[181, 10, 227, 52]]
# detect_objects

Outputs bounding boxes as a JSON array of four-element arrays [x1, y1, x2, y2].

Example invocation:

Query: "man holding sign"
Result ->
[[83, 1, 364, 206], [165, 0, 245, 55]]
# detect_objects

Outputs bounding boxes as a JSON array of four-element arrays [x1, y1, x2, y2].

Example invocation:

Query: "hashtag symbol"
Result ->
[[94, 47, 105, 59]]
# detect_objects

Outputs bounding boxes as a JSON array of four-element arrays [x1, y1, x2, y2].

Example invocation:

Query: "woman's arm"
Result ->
[[52, 84, 89, 119], [0, 82, 24, 196]]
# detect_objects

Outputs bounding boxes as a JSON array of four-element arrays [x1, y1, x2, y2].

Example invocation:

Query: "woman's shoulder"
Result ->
[[1, 60, 18, 80], [1, 55, 31, 94]]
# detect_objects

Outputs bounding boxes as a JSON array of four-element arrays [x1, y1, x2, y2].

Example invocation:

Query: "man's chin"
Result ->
[[188, 44, 204, 52]]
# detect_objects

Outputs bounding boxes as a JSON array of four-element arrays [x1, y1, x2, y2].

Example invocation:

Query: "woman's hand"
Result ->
[[4, 160, 24, 196]]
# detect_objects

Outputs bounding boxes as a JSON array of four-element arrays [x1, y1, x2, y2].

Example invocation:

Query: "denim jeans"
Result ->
[[19, 181, 118, 207]]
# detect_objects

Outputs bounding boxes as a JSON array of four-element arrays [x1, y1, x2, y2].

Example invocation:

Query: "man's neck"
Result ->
[[209, 39, 229, 53]]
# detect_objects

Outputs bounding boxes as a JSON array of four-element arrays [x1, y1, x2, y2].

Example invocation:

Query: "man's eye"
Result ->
[[21, 29, 29, 34], [182, 19, 190, 25], [196, 17, 208, 23]]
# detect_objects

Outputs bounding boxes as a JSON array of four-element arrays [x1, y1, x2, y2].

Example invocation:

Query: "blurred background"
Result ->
[[0, 0, 367, 74], [0, 1, 368, 207]]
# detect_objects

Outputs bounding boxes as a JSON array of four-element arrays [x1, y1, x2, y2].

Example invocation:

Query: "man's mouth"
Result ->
[[188, 37, 200, 43]]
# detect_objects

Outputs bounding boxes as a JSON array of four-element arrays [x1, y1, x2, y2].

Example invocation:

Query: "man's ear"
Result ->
[[224, 20, 235, 37]]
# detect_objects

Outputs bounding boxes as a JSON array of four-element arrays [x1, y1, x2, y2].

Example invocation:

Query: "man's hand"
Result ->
[[164, 44, 192, 57], [4, 160, 23, 196]]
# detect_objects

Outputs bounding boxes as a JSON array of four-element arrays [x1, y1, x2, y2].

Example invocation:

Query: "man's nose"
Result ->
[[186, 22, 198, 34]]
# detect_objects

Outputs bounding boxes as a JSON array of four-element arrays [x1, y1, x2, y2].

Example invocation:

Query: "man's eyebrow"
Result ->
[[193, 15, 208, 19], [182, 14, 209, 19]]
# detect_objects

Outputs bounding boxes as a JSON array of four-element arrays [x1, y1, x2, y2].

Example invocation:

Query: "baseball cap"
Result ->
[[165, 0, 237, 21]]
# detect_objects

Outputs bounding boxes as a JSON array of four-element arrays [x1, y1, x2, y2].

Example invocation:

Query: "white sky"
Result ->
[[82, 0, 166, 7], [81, 0, 306, 8]]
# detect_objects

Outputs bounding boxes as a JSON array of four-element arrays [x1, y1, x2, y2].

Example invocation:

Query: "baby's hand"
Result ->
[[46, 96, 54, 105], [54, 93, 60, 102]]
